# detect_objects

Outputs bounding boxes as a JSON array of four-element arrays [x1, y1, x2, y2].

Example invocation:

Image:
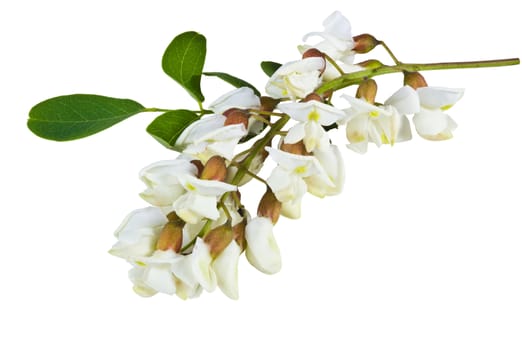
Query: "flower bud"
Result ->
[[280, 140, 309, 156], [200, 155, 227, 182], [353, 34, 379, 54], [203, 223, 234, 258], [156, 221, 183, 252], [404, 71, 428, 90], [260, 96, 279, 115], [166, 211, 185, 225], [356, 79, 378, 104], [257, 188, 282, 224], [302, 92, 323, 103], [223, 108, 249, 129], [357, 59, 383, 70]]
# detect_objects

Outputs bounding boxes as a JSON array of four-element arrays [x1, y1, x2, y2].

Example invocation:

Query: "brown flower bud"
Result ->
[[223, 108, 249, 129], [203, 223, 234, 258], [200, 155, 227, 182], [257, 188, 282, 224], [166, 211, 185, 225], [356, 79, 378, 104], [190, 159, 204, 178], [156, 221, 183, 252], [353, 34, 379, 54], [280, 140, 309, 156], [302, 48, 324, 59], [232, 218, 247, 252], [302, 92, 323, 103], [404, 71, 428, 90], [260, 96, 279, 115]]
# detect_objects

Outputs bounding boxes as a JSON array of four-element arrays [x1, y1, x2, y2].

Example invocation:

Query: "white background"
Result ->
[[1, 0, 521, 349]]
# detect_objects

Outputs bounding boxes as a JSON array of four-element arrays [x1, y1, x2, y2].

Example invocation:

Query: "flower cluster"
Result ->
[[109, 11, 468, 299]]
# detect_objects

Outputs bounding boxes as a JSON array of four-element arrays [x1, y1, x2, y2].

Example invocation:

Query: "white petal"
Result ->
[[266, 147, 320, 176], [322, 11, 352, 38], [413, 109, 451, 138], [345, 115, 369, 144], [303, 121, 329, 152], [213, 241, 241, 300], [191, 238, 217, 292], [171, 254, 199, 288], [306, 145, 345, 197], [209, 87, 260, 114], [245, 217, 281, 274], [113, 207, 166, 240], [284, 123, 306, 145], [176, 115, 225, 146], [281, 199, 302, 219], [110, 207, 166, 259], [417, 87, 464, 110], [173, 192, 220, 224], [384, 85, 420, 115], [177, 174, 236, 196], [142, 264, 176, 295], [396, 115, 413, 142], [128, 267, 157, 297]]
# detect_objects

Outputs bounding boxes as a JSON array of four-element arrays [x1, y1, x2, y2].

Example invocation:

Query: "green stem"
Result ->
[[316, 58, 520, 94], [378, 41, 401, 65], [230, 115, 290, 186]]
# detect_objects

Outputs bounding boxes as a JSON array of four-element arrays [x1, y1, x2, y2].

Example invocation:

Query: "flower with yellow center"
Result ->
[[278, 100, 345, 152], [341, 85, 420, 153]]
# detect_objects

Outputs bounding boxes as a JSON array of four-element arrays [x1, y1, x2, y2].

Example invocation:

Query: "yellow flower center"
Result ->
[[369, 110, 380, 118], [186, 183, 196, 191], [294, 165, 307, 175], [308, 109, 320, 122]]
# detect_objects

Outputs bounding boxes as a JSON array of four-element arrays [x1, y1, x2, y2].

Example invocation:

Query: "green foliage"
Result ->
[[28, 94, 145, 141], [162, 31, 206, 103], [260, 61, 282, 77], [203, 72, 260, 96], [146, 110, 200, 150]]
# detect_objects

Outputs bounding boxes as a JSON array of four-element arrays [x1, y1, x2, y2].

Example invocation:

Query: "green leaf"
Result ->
[[162, 31, 206, 103], [203, 72, 260, 96], [261, 61, 282, 77], [28, 94, 145, 141], [146, 109, 200, 149]]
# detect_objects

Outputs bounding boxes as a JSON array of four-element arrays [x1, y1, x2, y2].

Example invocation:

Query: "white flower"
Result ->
[[175, 115, 247, 162], [245, 217, 281, 274], [139, 158, 198, 207], [278, 100, 345, 152], [191, 238, 242, 299], [266, 147, 324, 218], [209, 87, 260, 115], [213, 240, 242, 299], [109, 207, 166, 259], [191, 237, 217, 292], [172, 174, 236, 224], [265, 57, 325, 99], [300, 11, 355, 64], [128, 250, 202, 299], [342, 86, 419, 153], [305, 144, 345, 197], [413, 87, 464, 140]]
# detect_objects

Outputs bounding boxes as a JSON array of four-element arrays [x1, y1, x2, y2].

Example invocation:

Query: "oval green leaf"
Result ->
[[162, 31, 206, 103], [260, 61, 282, 77], [203, 72, 260, 96], [146, 109, 200, 150], [28, 94, 145, 141]]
